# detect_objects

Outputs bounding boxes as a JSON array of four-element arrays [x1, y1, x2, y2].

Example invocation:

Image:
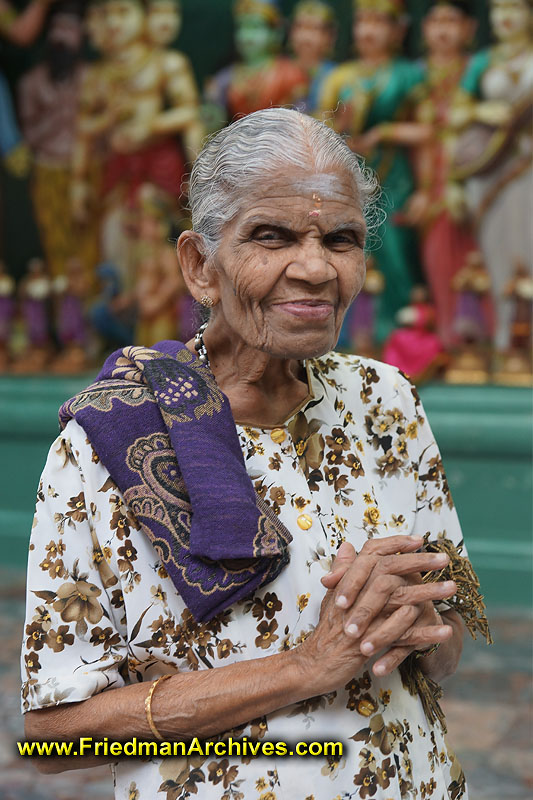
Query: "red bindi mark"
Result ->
[[309, 192, 322, 218]]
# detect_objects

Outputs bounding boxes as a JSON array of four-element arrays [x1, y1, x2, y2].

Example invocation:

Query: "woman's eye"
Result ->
[[252, 227, 288, 244], [325, 232, 358, 248]]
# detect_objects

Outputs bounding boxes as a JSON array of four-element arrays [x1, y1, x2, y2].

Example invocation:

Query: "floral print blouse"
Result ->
[[21, 353, 468, 800]]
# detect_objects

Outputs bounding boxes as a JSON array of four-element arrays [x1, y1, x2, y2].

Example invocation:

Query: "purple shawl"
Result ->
[[59, 341, 292, 622]]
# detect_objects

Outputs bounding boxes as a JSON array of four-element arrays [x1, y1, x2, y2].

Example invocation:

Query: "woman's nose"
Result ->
[[285, 242, 337, 284]]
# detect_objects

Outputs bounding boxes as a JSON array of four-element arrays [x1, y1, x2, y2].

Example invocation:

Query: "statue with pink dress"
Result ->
[[383, 286, 446, 383]]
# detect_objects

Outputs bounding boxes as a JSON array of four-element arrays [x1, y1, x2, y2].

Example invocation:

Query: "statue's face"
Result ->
[[353, 10, 400, 60], [235, 13, 280, 62], [491, 0, 531, 41], [290, 13, 334, 63], [147, 1, 182, 47], [87, 4, 110, 53], [423, 4, 474, 56], [104, 0, 145, 51]]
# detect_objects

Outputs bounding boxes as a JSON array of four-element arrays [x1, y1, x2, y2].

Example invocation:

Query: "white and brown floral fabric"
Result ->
[[21, 353, 468, 799]]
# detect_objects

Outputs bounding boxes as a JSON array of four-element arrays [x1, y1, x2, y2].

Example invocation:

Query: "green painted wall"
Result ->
[[1, 377, 531, 609]]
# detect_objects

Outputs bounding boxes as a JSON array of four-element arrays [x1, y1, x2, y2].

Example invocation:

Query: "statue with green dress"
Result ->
[[319, 0, 424, 345]]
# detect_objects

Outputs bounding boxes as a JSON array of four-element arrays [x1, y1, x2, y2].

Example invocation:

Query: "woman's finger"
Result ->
[[321, 534, 423, 590], [386, 580, 456, 610], [337, 550, 449, 621], [372, 645, 414, 677], [361, 610, 453, 660]]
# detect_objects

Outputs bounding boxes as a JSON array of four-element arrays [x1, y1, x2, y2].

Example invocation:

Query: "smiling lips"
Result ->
[[274, 300, 334, 320]]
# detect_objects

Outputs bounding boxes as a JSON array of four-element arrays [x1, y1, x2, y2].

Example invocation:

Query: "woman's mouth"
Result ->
[[274, 300, 334, 320]]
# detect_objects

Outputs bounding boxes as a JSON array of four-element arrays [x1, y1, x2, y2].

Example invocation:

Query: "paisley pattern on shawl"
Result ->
[[59, 340, 292, 621]]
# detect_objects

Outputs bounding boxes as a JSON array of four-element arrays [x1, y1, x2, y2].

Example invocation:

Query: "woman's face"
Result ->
[[207, 169, 367, 360], [491, 0, 531, 41]]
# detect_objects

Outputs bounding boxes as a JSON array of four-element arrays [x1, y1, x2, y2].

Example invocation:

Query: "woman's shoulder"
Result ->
[[309, 351, 418, 413]]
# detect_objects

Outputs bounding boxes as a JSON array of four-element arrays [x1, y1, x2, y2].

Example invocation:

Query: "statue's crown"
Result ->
[[353, 0, 405, 17], [234, 0, 281, 25]]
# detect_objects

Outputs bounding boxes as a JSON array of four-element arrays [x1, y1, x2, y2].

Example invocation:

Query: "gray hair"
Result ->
[[188, 107, 380, 259]]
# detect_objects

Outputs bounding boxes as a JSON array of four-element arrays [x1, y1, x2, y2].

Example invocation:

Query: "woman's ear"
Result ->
[[177, 231, 220, 304]]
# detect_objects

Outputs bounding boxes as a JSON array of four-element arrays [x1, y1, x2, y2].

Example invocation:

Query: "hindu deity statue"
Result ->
[[205, 0, 307, 125], [288, 0, 337, 116], [398, 0, 480, 349], [72, 0, 203, 287], [319, 0, 424, 343], [493, 259, 533, 384], [445, 250, 493, 383], [452, 0, 533, 356], [134, 183, 185, 346], [383, 285, 446, 383], [18, 3, 100, 284], [12, 258, 53, 374], [50, 257, 90, 373]]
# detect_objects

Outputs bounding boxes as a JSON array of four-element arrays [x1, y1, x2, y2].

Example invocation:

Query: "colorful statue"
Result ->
[[146, 0, 181, 47], [494, 259, 533, 385], [0, 260, 15, 371], [12, 258, 53, 374], [288, 0, 337, 116], [205, 0, 307, 124], [134, 184, 185, 346], [319, 0, 424, 343], [18, 3, 99, 283], [453, 0, 533, 354], [445, 250, 492, 383], [337, 257, 384, 358], [399, 0, 480, 349], [383, 285, 446, 383], [50, 258, 90, 374], [72, 0, 204, 286]]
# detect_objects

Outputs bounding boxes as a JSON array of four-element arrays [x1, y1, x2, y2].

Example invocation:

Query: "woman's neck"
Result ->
[[187, 327, 310, 428]]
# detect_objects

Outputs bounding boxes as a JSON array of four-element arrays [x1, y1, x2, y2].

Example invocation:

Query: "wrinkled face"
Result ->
[[290, 14, 335, 63], [353, 10, 399, 59], [235, 14, 280, 62], [423, 5, 473, 56], [209, 169, 367, 360], [491, 0, 531, 41], [104, 0, 145, 51], [147, 1, 182, 47]]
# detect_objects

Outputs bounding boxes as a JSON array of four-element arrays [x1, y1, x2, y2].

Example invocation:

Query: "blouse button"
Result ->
[[270, 428, 286, 444], [297, 513, 313, 530]]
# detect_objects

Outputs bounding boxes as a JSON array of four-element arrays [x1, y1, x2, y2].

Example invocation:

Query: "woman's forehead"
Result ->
[[244, 170, 361, 207]]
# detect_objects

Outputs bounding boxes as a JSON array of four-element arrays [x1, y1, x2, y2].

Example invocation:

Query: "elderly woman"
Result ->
[[22, 108, 489, 799]]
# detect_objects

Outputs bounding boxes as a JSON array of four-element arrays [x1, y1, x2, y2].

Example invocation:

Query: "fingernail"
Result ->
[[360, 641, 374, 655], [335, 595, 348, 609], [345, 623, 359, 637], [374, 663, 386, 675], [442, 581, 456, 592], [433, 553, 448, 565]]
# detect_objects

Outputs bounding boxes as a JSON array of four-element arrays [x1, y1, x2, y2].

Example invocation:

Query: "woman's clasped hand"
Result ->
[[295, 534, 456, 691]]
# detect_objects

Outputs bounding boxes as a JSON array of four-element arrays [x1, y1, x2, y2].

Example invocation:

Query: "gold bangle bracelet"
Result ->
[[145, 674, 172, 741]]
